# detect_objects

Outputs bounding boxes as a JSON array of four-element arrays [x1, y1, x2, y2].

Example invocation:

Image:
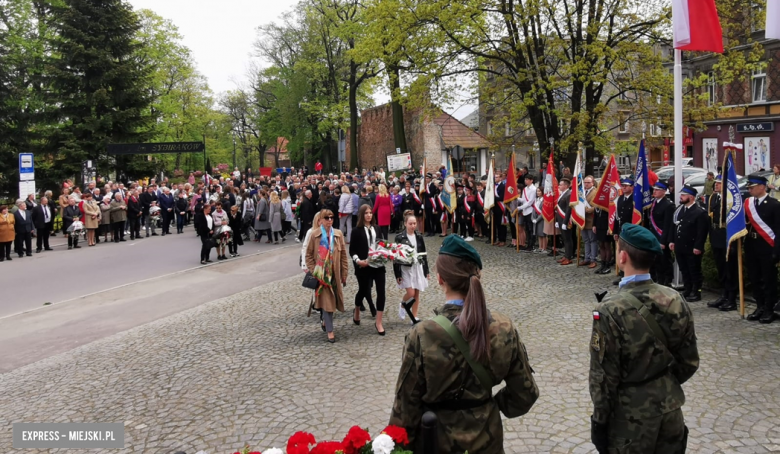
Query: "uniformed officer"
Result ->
[[611, 178, 635, 285], [645, 181, 675, 286], [743, 174, 780, 323], [706, 175, 739, 311], [590, 223, 699, 454], [390, 235, 538, 452], [669, 185, 709, 302], [423, 173, 439, 237]]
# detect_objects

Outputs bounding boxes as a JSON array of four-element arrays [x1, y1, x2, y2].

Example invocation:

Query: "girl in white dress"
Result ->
[[393, 210, 430, 320]]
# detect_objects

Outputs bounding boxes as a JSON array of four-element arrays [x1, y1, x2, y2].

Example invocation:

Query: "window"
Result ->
[[486, 121, 493, 136], [707, 71, 717, 106], [618, 112, 629, 133], [505, 122, 512, 137], [752, 69, 767, 103], [650, 123, 657, 137], [525, 125, 535, 137]]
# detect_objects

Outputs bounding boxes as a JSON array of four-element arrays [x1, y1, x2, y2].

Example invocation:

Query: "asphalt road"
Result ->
[[0, 225, 303, 373]]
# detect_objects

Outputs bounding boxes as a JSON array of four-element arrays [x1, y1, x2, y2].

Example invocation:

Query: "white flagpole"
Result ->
[[674, 49, 683, 208]]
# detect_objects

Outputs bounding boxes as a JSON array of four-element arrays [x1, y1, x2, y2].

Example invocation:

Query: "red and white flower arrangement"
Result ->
[[230, 425, 410, 454], [367, 242, 425, 268]]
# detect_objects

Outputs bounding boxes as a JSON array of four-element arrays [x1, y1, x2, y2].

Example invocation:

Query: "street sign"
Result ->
[[451, 145, 465, 160], [387, 153, 412, 172], [19, 153, 34, 181], [107, 142, 205, 155], [395, 147, 401, 154], [737, 122, 774, 133], [19, 180, 36, 200]]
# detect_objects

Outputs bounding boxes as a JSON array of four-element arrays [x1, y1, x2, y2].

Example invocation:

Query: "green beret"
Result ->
[[439, 235, 483, 269], [620, 223, 662, 255]]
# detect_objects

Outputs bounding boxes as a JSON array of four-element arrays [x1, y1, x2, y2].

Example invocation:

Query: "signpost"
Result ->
[[106, 142, 205, 155], [18, 153, 35, 199]]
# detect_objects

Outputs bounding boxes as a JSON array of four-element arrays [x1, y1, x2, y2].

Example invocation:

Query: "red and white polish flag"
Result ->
[[672, 0, 724, 53]]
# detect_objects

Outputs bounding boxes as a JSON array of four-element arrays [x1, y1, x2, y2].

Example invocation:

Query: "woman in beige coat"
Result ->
[[81, 192, 101, 246], [109, 193, 127, 242], [305, 208, 349, 343], [0, 205, 15, 261], [100, 195, 113, 242]]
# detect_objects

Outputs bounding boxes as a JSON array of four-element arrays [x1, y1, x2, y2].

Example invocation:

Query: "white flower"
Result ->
[[372, 434, 395, 454], [264, 448, 284, 454]]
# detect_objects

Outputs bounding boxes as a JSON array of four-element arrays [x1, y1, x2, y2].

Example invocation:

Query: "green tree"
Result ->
[[47, 0, 154, 183]]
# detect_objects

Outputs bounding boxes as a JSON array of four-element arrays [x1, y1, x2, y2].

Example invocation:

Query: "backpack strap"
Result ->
[[432, 315, 494, 393], [621, 293, 669, 349]]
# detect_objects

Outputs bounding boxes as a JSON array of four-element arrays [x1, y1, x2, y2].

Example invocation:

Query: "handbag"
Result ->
[[302, 271, 319, 290]]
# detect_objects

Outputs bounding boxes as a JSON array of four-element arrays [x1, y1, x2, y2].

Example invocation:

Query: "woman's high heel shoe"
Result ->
[[375, 323, 385, 336], [353, 308, 360, 325]]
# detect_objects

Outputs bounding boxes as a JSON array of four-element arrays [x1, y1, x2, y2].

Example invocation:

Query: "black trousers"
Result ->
[[523, 214, 535, 248], [475, 212, 488, 236], [299, 222, 312, 241], [712, 245, 738, 300], [424, 202, 436, 233], [129, 217, 141, 238], [562, 227, 574, 259], [1, 241, 12, 259], [378, 225, 389, 240], [161, 210, 172, 233], [112, 222, 125, 241], [200, 236, 213, 261], [458, 219, 474, 238], [651, 248, 674, 286], [508, 217, 516, 240], [491, 207, 507, 242], [745, 237, 777, 313], [228, 240, 239, 255], [67, 233, 79, 247], [676, 249, 703, 292], [36, 225, 51, 250], [15, 232, 32, 256], [355, 271, 386, 312]]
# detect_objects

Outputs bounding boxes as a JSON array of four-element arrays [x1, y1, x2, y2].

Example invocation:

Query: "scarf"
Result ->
[[313, 225, 335, 295]]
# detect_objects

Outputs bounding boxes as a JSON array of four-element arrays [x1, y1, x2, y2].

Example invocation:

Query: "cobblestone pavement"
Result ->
[[1, 236, 779, 454]]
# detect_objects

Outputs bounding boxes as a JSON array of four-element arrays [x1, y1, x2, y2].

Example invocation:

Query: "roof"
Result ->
[[433, 111, 492, 149]]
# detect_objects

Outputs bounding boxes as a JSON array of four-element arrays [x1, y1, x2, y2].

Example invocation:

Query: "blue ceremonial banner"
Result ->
[[723, 143, 747, 256], [441, 155, 457, 213], [632, 140, 652, 223]]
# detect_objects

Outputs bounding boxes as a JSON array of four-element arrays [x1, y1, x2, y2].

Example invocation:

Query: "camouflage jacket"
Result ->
[[389, 304, 538, 454], [589, 280, 699, 424]]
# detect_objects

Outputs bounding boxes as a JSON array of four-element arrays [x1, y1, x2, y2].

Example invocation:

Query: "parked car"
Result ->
[[654, 166, 707, 183]]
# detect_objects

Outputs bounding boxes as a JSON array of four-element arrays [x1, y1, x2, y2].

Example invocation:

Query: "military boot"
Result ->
[[707, 295, 727, 308], [746, 306, 765, 321], [719, 298, 737, 312], [686, 288, 702, 302]]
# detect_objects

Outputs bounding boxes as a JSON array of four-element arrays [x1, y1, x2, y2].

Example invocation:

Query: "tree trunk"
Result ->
[[349, 68, 359, 172], [388, 64, 408, 158]]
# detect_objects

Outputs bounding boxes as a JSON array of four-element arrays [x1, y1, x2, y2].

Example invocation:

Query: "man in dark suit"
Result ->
[[669, 185, 710, 302], [13, 201, 33, 257], [645, 181, 675, 286], [612, 178, 636, 284], [32, 196, 54, 252], [743, 174, 780, 323], [491, 172, 507, 246], [139, 185, 158, 237], [556, 178, 574, 264], [707, 175, 739, 311], [423, 174, 439, 236], [298, 190, 316, 242]]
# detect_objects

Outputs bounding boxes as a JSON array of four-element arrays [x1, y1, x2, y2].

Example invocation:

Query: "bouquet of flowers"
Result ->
[[391, 243, 424, 266], [67, 220, 84, 239], [149, 205, 161, 222], [213, 225, 233, 246], [367, 242, 425, 267], [231, 425, 411, 454]]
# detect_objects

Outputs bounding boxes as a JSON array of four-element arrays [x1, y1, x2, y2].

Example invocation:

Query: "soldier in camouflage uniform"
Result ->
[[390, 235, 538, 453], [590, 223, 699, 454]]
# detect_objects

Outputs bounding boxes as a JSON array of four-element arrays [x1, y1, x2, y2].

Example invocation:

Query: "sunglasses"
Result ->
[[323, 216, 334, 220]]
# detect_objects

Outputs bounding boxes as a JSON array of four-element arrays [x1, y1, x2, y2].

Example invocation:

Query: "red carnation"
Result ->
[[287, 431, 316, 454], [341, 426, 371, 454], [309, 440, 345, 454], [381, 425, 409, 445]]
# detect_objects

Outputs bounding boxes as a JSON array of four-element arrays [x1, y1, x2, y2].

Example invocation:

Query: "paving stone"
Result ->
[[0, 237, 778, 453]]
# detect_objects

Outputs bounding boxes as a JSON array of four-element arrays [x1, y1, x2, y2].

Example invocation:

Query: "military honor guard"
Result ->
[[555, 178, 574, 265], [706, 175, 738, 311], [669, 184, 709, 302], [743, 174, 780, 323], [611, 178, 636, 284], [645, 181, 675, 286], [590, 223, 699, 454]]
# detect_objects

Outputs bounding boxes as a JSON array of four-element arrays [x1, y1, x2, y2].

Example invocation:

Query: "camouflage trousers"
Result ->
[[607, 409, 687, 454]]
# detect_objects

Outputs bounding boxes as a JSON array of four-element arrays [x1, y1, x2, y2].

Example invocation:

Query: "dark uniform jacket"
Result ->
[[645, 197, 674, 246], [671, 203, 709, 252], [590, 280, 699, 424], [707, 192, 726, 249], [392, 230, 429, 279], [139, 192, 157, 216], [613, 194, 634, 236], [745, 195, 780, 257], [555, 189, 572, 226], [390, 304, 538, 453]]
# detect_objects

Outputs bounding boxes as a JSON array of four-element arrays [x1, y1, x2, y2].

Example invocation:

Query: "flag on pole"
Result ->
[[542, 147, 558, 223], [767, 0, 780, 40], [592, 154, 619, 211], [633, 140, 652, 224], [441, 155, 456, 213], [569, 150, 586, 229], [420, 158, 427, 196], [484, 159, 495, 217], [504, 153, 519, 203], [672, 0, 724, 53], [722, 142, 747, 256]]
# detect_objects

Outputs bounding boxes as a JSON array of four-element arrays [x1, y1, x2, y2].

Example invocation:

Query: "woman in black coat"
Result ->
[[393, 210, 430, 319], [195, 203, 214, 264], [227, 205, 244, 257], [175, 193, 189, 234], [349, 204, 386, 335]]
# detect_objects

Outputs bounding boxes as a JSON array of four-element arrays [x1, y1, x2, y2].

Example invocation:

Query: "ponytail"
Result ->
[[436, 255, 491, 363]]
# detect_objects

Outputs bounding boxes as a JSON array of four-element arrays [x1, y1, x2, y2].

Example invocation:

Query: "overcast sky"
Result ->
[[126, 0, 475, 120]]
